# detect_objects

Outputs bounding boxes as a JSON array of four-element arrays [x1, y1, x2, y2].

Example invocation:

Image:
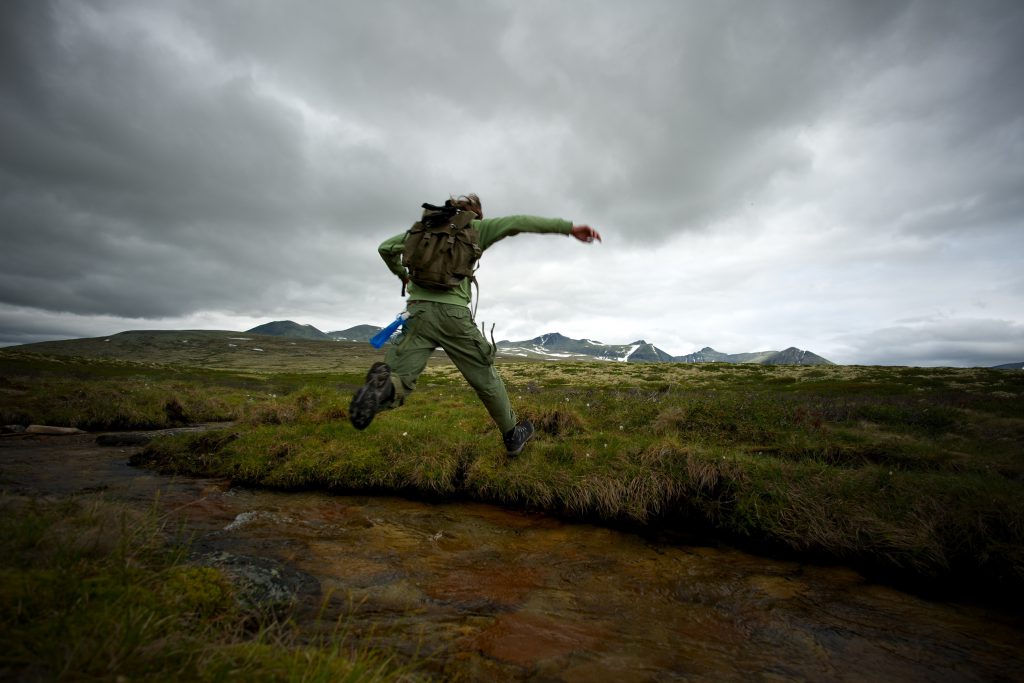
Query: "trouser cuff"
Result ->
[[386, 376, 404, 407]]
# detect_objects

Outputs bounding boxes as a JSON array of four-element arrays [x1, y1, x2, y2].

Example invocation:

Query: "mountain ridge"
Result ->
[[12, 321, 1022, 369], [248, 320, 834, 365], [497, 332, 833, 365], [327, 324, 382, 342], [246, 320, 331, 340]]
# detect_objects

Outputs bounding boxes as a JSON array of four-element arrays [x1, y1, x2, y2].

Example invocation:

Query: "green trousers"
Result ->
[[383, 301, 516, 433]]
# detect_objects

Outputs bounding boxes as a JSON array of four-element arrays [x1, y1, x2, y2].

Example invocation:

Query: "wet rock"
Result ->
[[466, 612, 610, 667], [195, 551, 320, 617], [25, 425, 86, 435], [425, 563, 544, 611], [223, 510, 296, 532], [2, 424, 26, 434]]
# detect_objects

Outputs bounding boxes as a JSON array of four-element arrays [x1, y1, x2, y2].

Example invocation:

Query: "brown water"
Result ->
[[2, 430, 1022, 682]]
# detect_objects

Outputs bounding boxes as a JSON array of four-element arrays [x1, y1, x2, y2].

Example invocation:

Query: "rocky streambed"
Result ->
[[2, 427, 1022, 681]]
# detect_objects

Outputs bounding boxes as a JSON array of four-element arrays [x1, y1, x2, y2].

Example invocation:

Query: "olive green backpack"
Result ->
[[401, 201, 482, 294]]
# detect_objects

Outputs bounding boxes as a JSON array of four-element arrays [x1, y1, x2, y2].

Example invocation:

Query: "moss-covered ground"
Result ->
[[3, 342, 1023, 601]]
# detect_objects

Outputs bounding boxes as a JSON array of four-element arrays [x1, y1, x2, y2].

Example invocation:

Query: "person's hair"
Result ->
[[449, 193, 483, 219]]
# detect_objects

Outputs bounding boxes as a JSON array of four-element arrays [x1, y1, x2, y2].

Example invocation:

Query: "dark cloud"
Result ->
[[1, 0, 1022, 366], [0, 0, 404, 319]]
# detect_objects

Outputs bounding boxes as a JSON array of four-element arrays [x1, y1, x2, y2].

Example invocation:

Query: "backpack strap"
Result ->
[[470, 274, 480, 321]]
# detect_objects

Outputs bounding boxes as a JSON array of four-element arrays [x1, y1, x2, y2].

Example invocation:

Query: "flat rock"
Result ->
[[25, 425, 87, 435], [194, 551, 321, 617]]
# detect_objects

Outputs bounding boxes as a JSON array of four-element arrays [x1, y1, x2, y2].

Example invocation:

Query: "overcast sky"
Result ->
[[2, 1, 1022, 366]]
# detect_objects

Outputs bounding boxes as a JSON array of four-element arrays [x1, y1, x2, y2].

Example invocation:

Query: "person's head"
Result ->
[[449, 193, 483, 219]]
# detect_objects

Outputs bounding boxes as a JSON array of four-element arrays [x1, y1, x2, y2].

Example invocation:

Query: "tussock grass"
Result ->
[[0, 352, 359, 431], [241, 385, 350, 426], [525, 407, 587, 436], [0, 494, 417, 682], [0, 353, 253, 430]]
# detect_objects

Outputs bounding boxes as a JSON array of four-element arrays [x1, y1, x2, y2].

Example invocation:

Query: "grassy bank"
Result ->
[[0, 350, 364, 431], [3, 348, 1023, 596], [138, 361, 1024, 595], [0, 494, 414, 681]]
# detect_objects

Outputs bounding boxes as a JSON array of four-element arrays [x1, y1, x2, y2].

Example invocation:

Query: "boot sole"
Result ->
[[350, 363, 391, 430], [349, 386, 379, 430]]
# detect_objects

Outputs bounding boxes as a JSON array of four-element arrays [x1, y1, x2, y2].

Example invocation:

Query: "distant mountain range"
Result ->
[[247, 321, 835, 365], [497, 332, 834, 365]]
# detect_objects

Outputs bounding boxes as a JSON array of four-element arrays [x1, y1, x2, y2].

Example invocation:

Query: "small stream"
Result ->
[[2, 429, 1022, 681]]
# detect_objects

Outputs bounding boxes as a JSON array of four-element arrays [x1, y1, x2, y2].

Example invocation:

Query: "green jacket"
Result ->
[[378, 214, 573, 306]]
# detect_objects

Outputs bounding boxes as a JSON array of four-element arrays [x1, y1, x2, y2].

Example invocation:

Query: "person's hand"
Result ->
[[571, 224, 602, 243]]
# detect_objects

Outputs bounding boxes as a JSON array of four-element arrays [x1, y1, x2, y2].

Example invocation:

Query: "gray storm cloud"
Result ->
[[1, 0, 1022, 365]]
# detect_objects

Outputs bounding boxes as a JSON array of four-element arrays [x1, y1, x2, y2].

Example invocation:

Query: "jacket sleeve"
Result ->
[[475, 215, 573, 251], [378, 232, 409, 281]]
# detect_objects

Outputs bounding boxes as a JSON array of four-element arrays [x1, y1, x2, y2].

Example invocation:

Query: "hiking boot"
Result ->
[[350, 362, 394, 430], [503, 420, 535, 457]]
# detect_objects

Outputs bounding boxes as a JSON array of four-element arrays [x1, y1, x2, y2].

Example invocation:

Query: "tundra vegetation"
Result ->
[[1, 333, 1023, 674]]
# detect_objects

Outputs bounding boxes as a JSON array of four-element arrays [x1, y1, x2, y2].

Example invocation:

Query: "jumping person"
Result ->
[[349, 194, 602, 456]]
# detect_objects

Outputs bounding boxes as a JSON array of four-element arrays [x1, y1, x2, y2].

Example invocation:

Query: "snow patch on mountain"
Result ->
[[619, 344, 641, 362]]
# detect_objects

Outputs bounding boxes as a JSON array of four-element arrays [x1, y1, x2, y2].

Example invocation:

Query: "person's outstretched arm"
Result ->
[[476, 216, 602, 250]]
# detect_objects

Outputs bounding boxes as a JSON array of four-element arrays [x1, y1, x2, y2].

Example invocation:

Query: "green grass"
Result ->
[[4, 346, 1024, 597], [0, 350, 364, 431], [0, 494, 416, 682]]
